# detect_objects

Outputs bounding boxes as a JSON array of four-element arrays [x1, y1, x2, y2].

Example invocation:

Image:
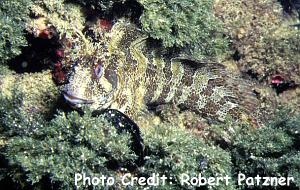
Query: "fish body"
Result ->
[[64, 19, 268, 126]]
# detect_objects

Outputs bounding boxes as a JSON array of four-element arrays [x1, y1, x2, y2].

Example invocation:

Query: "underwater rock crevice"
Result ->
[[7, 33, 62, 74], [272, 80, 299, 94]]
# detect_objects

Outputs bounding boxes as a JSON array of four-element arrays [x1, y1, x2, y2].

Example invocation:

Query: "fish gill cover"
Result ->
[[0, 0, 299, 189]]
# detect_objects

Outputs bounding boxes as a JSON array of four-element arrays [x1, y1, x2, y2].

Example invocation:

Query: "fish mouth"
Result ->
[[63, 91, 94, 107]]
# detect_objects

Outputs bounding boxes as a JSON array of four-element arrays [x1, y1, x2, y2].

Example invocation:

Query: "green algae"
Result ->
[[2, 110, 235, 189], [205, 110, 300, 189], [4, 111, 135, 188], [0, 0, 299, 189], [0, 0, 32, 63], [0, 71, 59, 134]]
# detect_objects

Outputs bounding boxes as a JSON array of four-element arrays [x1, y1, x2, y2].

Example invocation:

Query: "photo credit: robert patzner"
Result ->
[[0, 0, 299, 189]]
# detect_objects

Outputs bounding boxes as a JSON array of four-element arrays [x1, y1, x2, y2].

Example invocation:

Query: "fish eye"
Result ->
[[93, 62, 104, 79]]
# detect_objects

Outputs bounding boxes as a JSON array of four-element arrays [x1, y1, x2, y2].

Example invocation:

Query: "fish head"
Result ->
[[63, 59, 119, 110]]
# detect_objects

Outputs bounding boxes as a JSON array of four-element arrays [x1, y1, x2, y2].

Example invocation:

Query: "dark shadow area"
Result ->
[[278, 0, 300, 17], [110, 0, 143, 24], [47, 94, 80, 121], [272, 80, 299, 94], [0, 154, 32, 190], [232, 50, 241, 61], [244, 69, 259, 80], [7, 32, 61, 74], [72, 0, 143, 25]]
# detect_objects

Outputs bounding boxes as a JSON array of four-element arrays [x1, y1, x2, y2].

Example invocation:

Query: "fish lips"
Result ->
[[63, 91, 94, 108]]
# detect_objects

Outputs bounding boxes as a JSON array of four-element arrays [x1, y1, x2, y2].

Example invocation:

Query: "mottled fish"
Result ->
[[63, 19, 269, 127]]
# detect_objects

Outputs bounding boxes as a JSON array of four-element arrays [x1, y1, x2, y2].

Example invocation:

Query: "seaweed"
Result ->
[[0, 0, 32, 63]]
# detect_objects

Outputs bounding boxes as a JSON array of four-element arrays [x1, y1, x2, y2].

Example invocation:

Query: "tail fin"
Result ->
[[224, 72, 277, 127]]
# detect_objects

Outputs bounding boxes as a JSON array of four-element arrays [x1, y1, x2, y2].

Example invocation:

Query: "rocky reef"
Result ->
[[0, 0, 299, 189], [214, 0, 300, 113]]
